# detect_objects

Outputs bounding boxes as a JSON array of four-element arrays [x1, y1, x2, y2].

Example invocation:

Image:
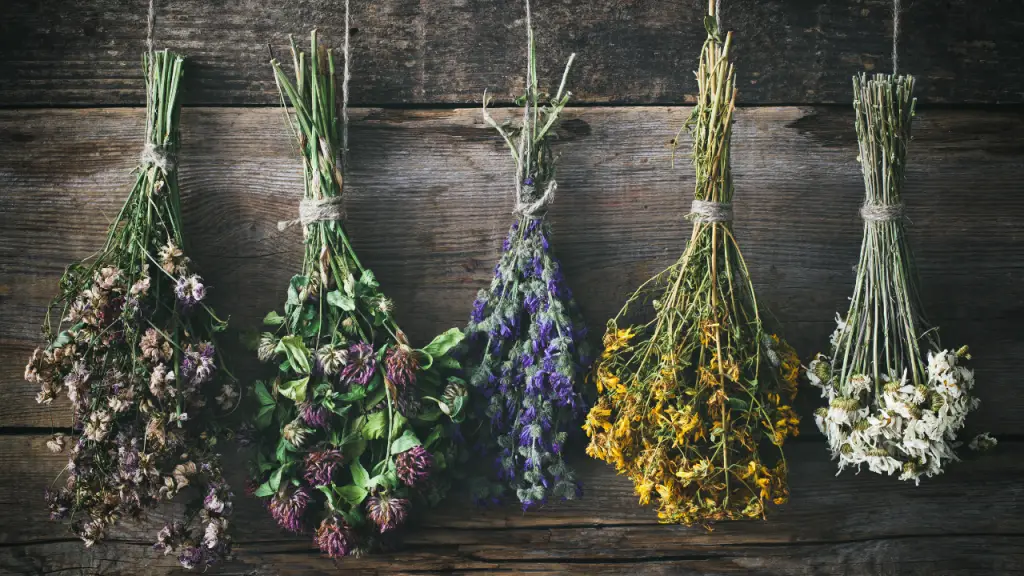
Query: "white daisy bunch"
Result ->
[[806, 74, 992, 484], [808, 343, 984, 484]]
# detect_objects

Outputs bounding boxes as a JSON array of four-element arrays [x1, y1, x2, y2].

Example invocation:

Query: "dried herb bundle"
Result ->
[[25, 50, 237, 569], [807, 74, 992, 482], [249, 32, 469, 557], [463, 0, 591, 509], [583, 13, 800, 526]]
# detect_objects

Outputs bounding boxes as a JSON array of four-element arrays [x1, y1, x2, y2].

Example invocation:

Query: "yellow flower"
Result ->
[[584, 403, 613, 435], [602, 327, 635, 355]]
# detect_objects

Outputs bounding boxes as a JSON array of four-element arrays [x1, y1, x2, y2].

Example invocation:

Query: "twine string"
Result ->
[[860, 202, 905, 222], [278, 197, 346, 231], [892, 0, 901, 75], [689, 200, 733, 223], [342, 0, 351, 171], [140, 142, 176, 173], [147, 0, 155, 57]]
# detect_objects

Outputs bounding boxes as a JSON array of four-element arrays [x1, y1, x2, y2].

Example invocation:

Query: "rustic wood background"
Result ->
[[2, 1, 1023, 574]]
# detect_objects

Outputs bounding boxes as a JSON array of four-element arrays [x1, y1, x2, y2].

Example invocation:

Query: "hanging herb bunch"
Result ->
[[24, 50, 238, 569], [463, 0, 591, 510], [806, 73, 993, 483], [583, 11, 801, 526], [249, 31, 469, 558]]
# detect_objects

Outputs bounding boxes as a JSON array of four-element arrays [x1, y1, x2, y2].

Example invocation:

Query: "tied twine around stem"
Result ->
[[514, 178, 557, 217], [277, 197, 345, 232], [860, 202, 905, 222], [140, 142, 176, 173], [688, 199, 733, 223]]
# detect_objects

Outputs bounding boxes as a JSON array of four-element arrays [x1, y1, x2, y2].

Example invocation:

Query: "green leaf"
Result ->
[[263, 310, 286, 326], [362, 411, 387, 440], [390, 412, 408, 438], [51, 330, 73, 348], [327, 290, 356, 311], [278, 376, 309, 404], [436, 355, 462, 370], [278, 335, 311, 375], [390, 429, 422, 455], [336, 484, 369, 507], [253, 482, 275, 498], [350, 461, 370, 488], [269, 466, 285, 491], [337, 385, 367, 402], [255, 380, 276, 406], [704, 15, 718, 37], [344, 438, 367, 461], [357, 269, 379, 292], [255, 403, 276, 430], [364, 383, 387, 408], [424, 423, 445, 448], [317, 485, 338, 510], [420, 328, 465, 360], [286, 275, 309, 307]]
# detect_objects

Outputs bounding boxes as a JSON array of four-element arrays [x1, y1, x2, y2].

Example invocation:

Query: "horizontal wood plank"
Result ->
[[1, 0, 1023, 106], [0, 434, 1022, 574], [1, 106, 1022, 432]]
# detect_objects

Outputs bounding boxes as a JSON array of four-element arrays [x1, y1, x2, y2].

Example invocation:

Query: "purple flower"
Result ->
[[44, 489, 71, 520], [299, 402, 330, 429], [269, 487, 310, 533], [303, 450, 344, 487], [204, 482, 233, 517], [340, 342, 376, 386], [395, 445, 432, 487], [471, 298, 487, 323], [178, 546, 204, 570], [384, 345, 419, 389], [175, 275, 206, 309], [365, 494, 410, 533], [181, 342, 216, 388], [316, 516, 355, 558], [524, 294, 541, 314]]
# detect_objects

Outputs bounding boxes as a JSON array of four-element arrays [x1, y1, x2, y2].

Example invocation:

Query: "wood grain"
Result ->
[[1, 0, 1023, 106], [1, 434, 1022, 574], [2, 106, 1022, 434]]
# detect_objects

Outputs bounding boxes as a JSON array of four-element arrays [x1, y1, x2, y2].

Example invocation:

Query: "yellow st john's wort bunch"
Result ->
[[583, 14, 800, 527]]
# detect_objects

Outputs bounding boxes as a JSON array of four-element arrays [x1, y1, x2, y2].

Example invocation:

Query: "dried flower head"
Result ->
[[365, 494, 410, 533], [316, 515, 355, 558], [269, 487, 311, 533], [395, 446, 432, 487]]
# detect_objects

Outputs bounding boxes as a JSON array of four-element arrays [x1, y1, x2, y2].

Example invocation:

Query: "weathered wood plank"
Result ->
[[1, 106, 1022, 431], [1, 434, 1022, 574], [1, 0, 1023, 106]]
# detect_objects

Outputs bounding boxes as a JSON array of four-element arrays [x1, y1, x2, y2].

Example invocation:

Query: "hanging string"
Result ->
[[147, 0, 156, 57], [341, 0, 351, 172], [892, 0, 901, 75]]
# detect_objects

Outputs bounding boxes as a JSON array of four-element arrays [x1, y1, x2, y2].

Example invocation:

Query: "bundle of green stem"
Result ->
[[24, 50, 238, 570], [807, 73, 992, 483], [583, 14, 800, 526], [251, 31, 468, 557]]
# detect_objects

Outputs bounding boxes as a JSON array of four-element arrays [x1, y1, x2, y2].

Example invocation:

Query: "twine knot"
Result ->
[[515, 179, 557, 217], [688, 200, 733, 223], [140, 143, 176, 173], [860, 203, 905, 222], [278, 196, 345, 231]]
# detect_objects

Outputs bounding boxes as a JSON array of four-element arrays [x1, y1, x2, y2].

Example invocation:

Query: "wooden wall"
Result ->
[[1, 1, 1023, 574]]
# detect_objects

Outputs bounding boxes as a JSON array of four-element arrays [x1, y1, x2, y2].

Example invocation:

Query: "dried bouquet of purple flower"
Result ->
[[249, 31, 469, 558], [463, 0, 592, 509], [25, 50, 238, 570]]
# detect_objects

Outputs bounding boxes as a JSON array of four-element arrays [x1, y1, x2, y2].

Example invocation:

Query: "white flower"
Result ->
[[829, 313, 848, 348], [968, 433, 997, 452], [848, 374, 873, 395]]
